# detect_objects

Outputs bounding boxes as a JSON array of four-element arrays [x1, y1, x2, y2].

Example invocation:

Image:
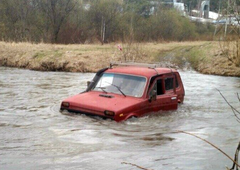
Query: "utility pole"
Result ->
[[214, 0, 237, 39], [224, 0, 237, 37]]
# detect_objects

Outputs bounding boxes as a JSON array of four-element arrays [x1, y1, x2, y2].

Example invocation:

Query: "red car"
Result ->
[[60, 63, 185, 122]]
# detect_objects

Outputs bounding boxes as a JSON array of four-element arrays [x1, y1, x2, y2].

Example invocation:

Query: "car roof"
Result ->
[[105, 66, 177, 78]]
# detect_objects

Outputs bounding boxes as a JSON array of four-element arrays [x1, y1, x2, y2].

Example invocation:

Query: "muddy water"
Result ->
[[0, 67, 240, 170]]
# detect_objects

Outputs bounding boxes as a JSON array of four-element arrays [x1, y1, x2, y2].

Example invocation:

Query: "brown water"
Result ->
[[0, 67, 240, 170]]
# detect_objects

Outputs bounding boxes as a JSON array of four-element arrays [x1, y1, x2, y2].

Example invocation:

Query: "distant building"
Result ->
[[150, 0, 186, 15], [199, 0, 210, 18]]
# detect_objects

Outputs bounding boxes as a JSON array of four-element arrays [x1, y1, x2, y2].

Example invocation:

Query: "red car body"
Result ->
[[60, 64, 185, 122]]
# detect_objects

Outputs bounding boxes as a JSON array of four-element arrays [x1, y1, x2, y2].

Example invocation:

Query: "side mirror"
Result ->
[[149, 90, 157, 102]]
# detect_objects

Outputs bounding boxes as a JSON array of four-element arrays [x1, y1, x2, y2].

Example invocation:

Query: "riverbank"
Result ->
[[0, 41, 239, 76]]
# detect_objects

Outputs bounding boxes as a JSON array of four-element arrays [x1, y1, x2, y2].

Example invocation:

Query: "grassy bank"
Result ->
[[0, 41, 239, 76], [157, 42, 240, 76]]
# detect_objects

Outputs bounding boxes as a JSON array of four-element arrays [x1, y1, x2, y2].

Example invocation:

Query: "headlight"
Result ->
[[61, 102, 69, 108]]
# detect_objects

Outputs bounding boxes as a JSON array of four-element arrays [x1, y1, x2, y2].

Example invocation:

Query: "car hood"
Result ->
[[63, 91, 143, 113]]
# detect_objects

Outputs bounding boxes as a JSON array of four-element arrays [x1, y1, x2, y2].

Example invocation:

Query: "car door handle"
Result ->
[[171, 97, 177, 100]]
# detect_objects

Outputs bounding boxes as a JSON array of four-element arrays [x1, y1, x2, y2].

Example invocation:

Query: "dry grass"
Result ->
[[0, 42, 118, 72], [0, 41, 239, 76]]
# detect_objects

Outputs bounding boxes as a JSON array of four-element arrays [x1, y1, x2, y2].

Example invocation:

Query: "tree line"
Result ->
[[0, 0, 220, 44]]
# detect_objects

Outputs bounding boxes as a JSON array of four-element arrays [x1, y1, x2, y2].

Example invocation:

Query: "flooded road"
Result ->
[[0, 67, 240, 170]]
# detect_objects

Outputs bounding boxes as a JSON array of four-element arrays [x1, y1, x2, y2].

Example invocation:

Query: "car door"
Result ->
[[165, 73, 185, 103], [148, 76, 178, 112]]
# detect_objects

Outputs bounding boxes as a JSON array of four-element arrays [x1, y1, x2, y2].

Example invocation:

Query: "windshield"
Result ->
[[93, 73, 146, 97]]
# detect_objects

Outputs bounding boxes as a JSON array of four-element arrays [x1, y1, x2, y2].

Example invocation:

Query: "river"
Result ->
[[0, 67, 240, 170]]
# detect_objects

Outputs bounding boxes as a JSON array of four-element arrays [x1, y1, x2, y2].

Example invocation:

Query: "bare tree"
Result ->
[[87, 0, 122, 44], [38, 0, 76, 43], [217, 0, 240, 67], [218, 90, 240, 170]]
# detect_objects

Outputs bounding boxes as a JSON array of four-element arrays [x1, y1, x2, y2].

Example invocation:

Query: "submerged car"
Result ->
[[60, 63, 185, 122]]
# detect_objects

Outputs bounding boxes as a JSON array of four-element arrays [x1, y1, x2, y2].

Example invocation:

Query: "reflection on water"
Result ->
[[0, 67, 240, 170]]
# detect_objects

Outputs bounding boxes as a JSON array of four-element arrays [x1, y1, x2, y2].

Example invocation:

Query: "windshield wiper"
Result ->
[[105, 82, 126, 97], [96, 87, 107, 93]]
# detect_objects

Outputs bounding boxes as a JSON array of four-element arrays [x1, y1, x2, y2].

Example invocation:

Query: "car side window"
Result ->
[[150, 79, 164, 96], [164, 74, 179, 91], [157, 79, 164, 95], [165, 77, 174, 91]]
